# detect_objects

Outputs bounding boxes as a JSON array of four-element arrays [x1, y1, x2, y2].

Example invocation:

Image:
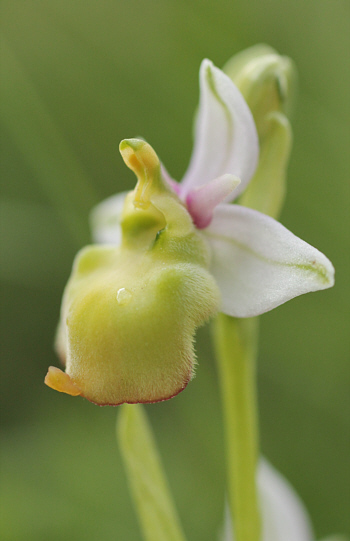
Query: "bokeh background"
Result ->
[[1, 1, 349, 540]]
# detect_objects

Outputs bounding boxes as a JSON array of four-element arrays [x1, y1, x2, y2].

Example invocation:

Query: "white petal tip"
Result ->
[[304, 254, 335, 290], [220, 173, 241, 192]]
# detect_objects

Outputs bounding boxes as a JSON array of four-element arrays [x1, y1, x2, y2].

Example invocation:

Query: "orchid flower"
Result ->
[[45, 59, 334, 405], [222, 459, 347, 541], [91, 59, 334, 319]]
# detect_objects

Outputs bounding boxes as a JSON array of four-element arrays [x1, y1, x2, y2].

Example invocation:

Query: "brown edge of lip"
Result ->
[[85, 376, 191, 407]]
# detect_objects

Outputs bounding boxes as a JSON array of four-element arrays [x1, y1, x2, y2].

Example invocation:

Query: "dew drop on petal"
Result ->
[[117, 288, 133, 305]]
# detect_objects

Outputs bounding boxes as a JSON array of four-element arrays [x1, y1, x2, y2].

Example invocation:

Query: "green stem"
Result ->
[[117, 404, 187, 541], [213, 314, 261, 541]]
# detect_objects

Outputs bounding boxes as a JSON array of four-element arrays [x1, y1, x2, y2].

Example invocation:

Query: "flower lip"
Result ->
[[83, 380, 191, 407]]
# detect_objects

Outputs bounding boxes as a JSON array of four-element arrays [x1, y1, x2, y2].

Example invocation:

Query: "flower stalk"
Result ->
[[212, 46, 298, 541], [118, 404, 187, 541], [214, 315, 261, 541]]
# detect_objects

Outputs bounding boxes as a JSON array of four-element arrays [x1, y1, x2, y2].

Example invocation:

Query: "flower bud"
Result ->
[[46, 140, 220, 405], [224, 44, 297, 219]]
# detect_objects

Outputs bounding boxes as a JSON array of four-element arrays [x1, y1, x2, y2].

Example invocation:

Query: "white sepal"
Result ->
[[205, 204, 334, 317]]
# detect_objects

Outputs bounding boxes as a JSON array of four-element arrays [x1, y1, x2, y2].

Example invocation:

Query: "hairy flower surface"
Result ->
[[45, 59, 334, 405], [47, 140, 220, 405]]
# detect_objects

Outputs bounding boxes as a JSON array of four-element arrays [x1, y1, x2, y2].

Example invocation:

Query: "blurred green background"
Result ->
[[1, 1, 349, 540]]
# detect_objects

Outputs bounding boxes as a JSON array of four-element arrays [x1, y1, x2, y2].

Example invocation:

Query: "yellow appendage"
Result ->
[[45, 366, 82, 396]]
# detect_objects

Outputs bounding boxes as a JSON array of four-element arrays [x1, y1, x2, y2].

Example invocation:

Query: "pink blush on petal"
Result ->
[[186, 174, 240, 229]]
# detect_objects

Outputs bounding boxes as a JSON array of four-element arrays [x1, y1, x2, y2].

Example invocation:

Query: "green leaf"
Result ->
[[117, 404, 187, 541]]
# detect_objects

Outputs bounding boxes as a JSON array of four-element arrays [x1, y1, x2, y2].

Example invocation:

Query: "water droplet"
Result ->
[[117, 288, 132, 305]]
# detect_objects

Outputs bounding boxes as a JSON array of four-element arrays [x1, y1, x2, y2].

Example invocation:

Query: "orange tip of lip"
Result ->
[[45, 366, 82, 396]]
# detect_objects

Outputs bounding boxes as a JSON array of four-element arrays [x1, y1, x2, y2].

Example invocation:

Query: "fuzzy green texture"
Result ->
[[118, 404, 187, 541], [55, 140, 219, 405]]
